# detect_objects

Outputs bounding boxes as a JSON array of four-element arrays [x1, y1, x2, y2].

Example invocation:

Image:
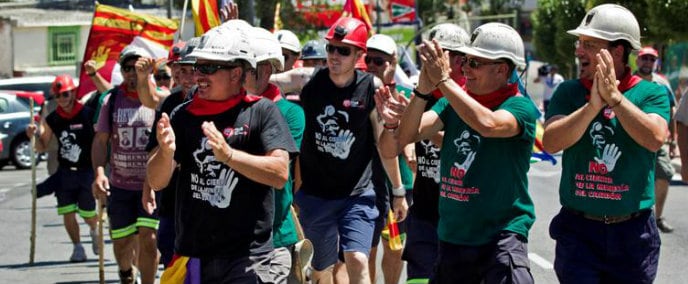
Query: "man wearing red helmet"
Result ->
[[26, 74, 99, 263], [634, 46, 677, 233], [293, 17, 404, 284]]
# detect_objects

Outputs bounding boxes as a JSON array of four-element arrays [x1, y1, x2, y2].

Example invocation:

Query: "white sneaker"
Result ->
[[90, 229, 99, 255], [70, 245, 87, 262]]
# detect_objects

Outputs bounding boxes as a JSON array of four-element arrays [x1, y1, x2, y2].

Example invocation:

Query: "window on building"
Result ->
[[48, 26, 80, 66]]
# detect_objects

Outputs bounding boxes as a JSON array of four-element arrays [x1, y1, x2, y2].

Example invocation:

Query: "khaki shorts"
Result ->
[[655, 145, 675, 181]]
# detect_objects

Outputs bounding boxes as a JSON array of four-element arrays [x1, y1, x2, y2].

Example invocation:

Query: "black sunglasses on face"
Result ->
[[461, 57, 505, 69], [193, 64, 240, 75], [364, 56, 386, 66], [325, 44, 353, 56], [154, 74, 172, 81], [56, 91, 71, 99], [121, 65, 136, 73]]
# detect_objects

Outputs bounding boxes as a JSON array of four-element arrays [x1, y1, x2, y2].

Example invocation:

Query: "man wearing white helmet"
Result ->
[[147, 22, 297, 282], [380, 23, 473, 284], [276, 29, 302, 72], [246, 26, 306, 284], [543, 4, 668, 283], [301, 40, 328, 68], [91, 44, 160, 284], [389, 22, 539, 283]]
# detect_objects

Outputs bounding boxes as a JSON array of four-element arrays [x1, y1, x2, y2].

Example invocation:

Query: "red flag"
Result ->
[[386, 209, 403, 250], [192, 0, 221, 36], [77, 4, 178, 99], [342, 0, 374, 34]]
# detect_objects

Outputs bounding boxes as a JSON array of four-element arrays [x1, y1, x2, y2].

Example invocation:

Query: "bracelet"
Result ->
[[223, 147, 234, 164], [609, 97, 623, 108], [392, 185, 405, 197], [435, 77, 450, 88], [383, 122, 399, 129], [413, 88, 433, 101], [87, 72, 96, 77]]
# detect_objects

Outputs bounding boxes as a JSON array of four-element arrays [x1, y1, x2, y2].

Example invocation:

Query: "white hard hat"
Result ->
[[567, 4, 641, 50], [457, 22, 525, 68], [188, 23, 256, 68], [366, 34, 397, 56], [428, 23, 470, 52], [275, 30, 301, 53], [250, 27, 285, 72]]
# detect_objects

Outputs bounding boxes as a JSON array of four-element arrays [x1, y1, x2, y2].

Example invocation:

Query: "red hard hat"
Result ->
[[638, 46, 658, 57], [325, 17, 368, 51], [51, 74, 76, 94], [167, 41, 187, 64]]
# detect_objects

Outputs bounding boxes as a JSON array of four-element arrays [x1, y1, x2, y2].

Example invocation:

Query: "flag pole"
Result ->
[[180, 0, 190, 39]]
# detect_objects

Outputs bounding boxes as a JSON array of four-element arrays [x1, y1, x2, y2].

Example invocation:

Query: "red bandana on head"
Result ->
[[56, 101, 84, 120], [186, 89, 261, 116], [467, 83, 520, 109], [260, 83, 282, 102], [579, 67, 642, 101]]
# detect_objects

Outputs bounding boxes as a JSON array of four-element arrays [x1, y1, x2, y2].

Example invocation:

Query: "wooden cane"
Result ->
[[29, 97, 37, 265], [98, 198, 106, 284]]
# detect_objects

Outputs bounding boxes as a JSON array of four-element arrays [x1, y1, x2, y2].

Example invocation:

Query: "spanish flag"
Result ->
[[191, 0, 222, 36], [77, 4, 178, 98], [342, 0, 374, 34]]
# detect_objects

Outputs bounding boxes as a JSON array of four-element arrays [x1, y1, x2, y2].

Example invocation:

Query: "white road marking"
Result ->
[[528, 253, 553, 269], [0, 188, 9, 202]]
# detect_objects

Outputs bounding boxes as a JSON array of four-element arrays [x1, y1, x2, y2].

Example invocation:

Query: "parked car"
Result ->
[[0, 91, 43, 169]]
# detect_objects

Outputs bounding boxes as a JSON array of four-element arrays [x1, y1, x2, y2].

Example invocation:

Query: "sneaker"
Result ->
[[657, 217, 674, 233], [70, 245, 87, 262], [90, 229, 99, 255]]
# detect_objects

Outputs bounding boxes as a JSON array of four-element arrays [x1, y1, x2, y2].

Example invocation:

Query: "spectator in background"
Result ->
[[153, 60, 174, 90], [276, 30, 302, 72], [634, 46, 677, 233], [534, 64, 564, 113]]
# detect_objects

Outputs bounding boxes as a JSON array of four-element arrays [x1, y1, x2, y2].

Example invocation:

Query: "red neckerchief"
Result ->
[[467, 83, 519, 109], [580, 67, 642, 101], [119, 85, 139, 100], [431, 77, 467, 99], [186, 89, 261, 116], [56, 101, 84, 120], [259, 83, 282, 102]]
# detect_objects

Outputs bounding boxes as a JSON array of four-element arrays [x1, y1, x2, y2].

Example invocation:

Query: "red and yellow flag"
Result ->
[[342, 0, 374, 34], [77, 4, 178, 98], [192, 0, 222, 36]]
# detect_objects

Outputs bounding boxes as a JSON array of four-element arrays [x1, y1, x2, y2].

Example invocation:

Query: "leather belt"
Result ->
[[564, 207, 647, 225]]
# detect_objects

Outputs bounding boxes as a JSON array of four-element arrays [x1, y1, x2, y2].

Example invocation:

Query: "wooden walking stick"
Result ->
[[98, 197, 106, 284], [29, 97, 37, 265]]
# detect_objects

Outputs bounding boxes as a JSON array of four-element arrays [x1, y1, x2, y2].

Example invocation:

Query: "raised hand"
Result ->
[[374, 86, 408, 126], [135, 57, 155, 81], [201, 121, 232, 163], [595, 49, 622, 106], [156, 113, 176, 154], [84, 60, 99, 75], [220, 1, 239, 22], [418, 39, 451, 85]]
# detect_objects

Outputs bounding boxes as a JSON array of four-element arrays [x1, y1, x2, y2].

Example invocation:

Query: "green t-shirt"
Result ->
[[396, 85, 415, 190], [273, 98, 305, 248], [546, 80, 671, 216], [431, 96, 538, 246]]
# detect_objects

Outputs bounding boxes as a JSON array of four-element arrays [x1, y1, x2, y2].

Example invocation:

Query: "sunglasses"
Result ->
[[121, 65, 136, 73], [364, 56, 386, 66], [639, 55, 657, 62], [154, 74, 172, 81], [461, 57, 505, 69], [193, 64, 240, 75], [325, 44, 353, 57], [55, 91, 71, 99]]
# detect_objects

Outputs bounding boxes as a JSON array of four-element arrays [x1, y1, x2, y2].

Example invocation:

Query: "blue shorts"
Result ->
[[550, 208, 660, 284], [107, 186, 160, 239], [53, 168, 96, 218], [402, 211, 438, 281], [430, 232, 533, 284], [295, 188, 378, 270]]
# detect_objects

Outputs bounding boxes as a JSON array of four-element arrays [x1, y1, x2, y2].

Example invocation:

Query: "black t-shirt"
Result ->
[[146, 87, 191, 217], [411, 97, 441, 225], [299, 68, 377, 199], [170, 97, 297, 258], [45, 106, 95, 170]]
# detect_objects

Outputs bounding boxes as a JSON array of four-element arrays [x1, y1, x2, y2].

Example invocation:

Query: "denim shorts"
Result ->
[[295, 188, 378, 270]]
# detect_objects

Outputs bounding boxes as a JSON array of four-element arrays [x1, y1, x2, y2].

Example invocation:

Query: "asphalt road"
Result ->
[[1, 159, 688, 283]]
